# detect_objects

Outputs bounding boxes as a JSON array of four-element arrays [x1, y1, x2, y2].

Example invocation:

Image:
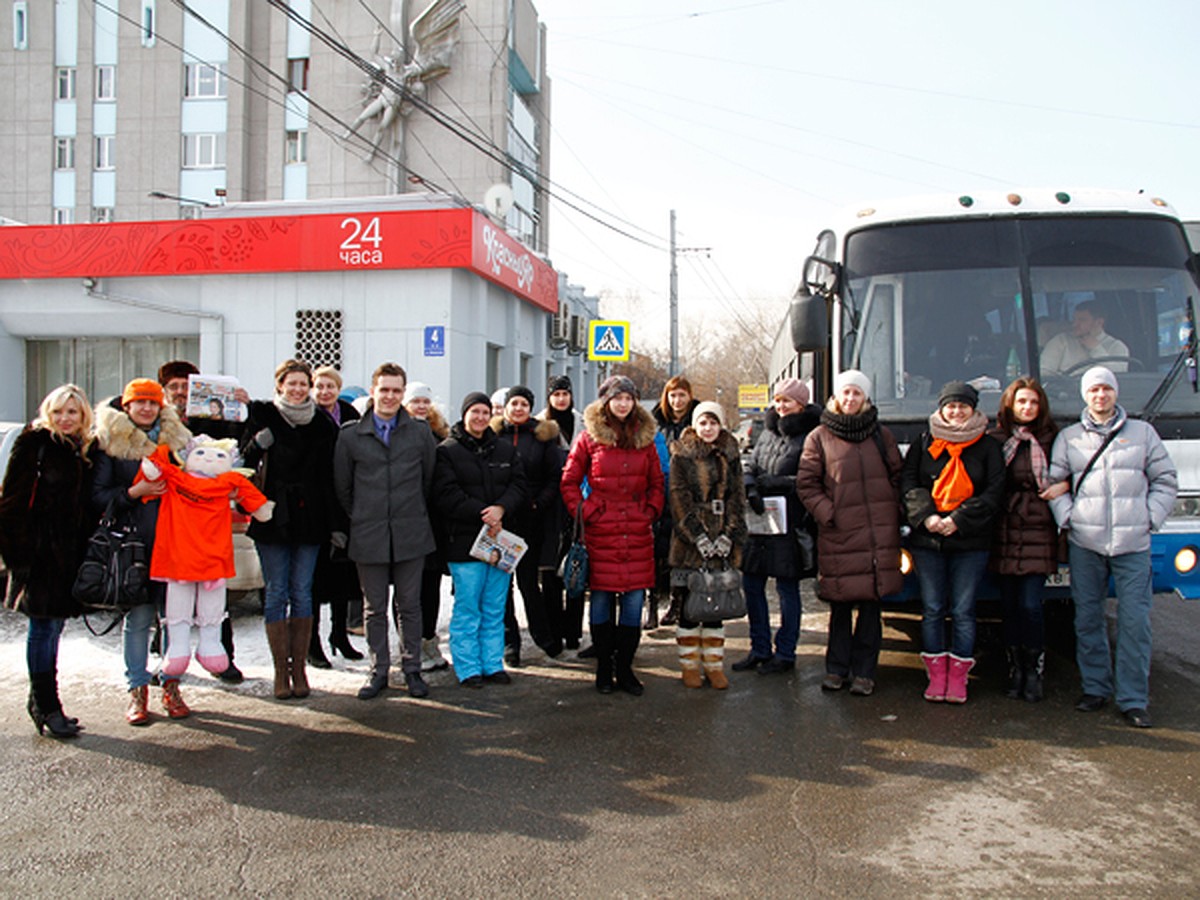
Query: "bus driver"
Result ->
[[1040, 300, 1129, 375]]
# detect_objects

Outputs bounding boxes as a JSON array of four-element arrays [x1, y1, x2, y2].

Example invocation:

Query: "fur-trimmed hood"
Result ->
[[420, 406, 451, 441], [583, 400, 657, 449], [94, 399, 191, 461], [672, 426, 741, 463], [490, 414, 561, 444]]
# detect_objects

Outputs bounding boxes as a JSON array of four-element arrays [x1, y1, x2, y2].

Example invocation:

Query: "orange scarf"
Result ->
[[928, 434, 982, 513]]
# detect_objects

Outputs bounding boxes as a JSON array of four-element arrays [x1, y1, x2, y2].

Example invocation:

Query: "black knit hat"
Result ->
[[460, 391, 492, 419], [547, 374, 572, 395], [507, 385, 535, 407], [937, 380, 979, 410]]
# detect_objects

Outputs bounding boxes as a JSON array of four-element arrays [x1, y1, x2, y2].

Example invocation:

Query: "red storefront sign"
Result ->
[[0, 207, 558, 311]]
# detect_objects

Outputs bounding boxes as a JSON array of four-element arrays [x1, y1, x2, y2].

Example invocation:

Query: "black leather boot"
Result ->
[[614, 625, 644, 696], [307, 603, 332, 669], [1004, 646, 1024, 700], [642, 592, 659, 630], [218, 618, 244, 683], [591, 622, 615, 694], [29, 672, 79, 739], [1021, 648, 1044, 702]]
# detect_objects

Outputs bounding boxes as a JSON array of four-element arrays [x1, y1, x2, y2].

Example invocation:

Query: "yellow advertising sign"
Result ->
[[738, 383, 770, 411]]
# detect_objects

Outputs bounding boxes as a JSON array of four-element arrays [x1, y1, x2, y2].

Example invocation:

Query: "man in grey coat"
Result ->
[[335, 363, 438, 700], [1048, 366, 1177, 728]]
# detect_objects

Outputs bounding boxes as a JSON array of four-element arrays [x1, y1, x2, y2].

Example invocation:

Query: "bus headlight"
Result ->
[[1175, 547, 1198, 575], [1170, 496, 1200, 518], [900, 549, 914, 576]]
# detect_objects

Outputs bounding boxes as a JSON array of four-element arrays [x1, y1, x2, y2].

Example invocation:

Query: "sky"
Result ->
[[528, 0, 1200, 349]]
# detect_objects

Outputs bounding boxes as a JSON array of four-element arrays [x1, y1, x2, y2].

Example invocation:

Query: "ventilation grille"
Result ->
[[294, 309, 343, 369]]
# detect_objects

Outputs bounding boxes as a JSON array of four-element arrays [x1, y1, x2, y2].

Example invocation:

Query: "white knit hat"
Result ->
[[833, 369, 872, 399], [1080, 366, 1118, 399], [692, 400, 725, 429], [406, 381, 434, 402]]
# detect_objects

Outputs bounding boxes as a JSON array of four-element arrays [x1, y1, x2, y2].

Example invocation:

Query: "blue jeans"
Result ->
[[998, 573, 1046, 650], [589, 589, 645, 628], [1069, 544, 1153, 711], [256, 542, 320, 624], [912, 548, 988, 657], [123, 583, 176, 690], [27, 617, 64, 675], [448, 561, 510, 679], [742, 574, 801, 661]]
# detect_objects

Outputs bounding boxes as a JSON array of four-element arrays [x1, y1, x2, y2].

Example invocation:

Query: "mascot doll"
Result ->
[[138, 438, 273, 677]]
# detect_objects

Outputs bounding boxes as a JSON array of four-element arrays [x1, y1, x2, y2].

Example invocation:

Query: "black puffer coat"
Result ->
[[491, 415, 563, 566], [901, 432, 1005, 553], [742, 405, 822, 579], [987, 424, 1060, 576], [242, 400, 338, 547], [0, 428, 93, 618], [434, 423, 529, 563]]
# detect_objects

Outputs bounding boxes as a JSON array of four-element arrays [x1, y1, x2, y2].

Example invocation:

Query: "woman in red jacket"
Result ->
[[561, 376, 664, 695]]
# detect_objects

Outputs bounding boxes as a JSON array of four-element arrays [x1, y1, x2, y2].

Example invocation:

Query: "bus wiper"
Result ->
[[1143, 296, 1198, 423]]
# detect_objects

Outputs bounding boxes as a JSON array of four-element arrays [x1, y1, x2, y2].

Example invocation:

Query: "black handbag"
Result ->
[[72, 500, 149, 612], [558, 504, 589, 600], [684, 562, 746, 622]]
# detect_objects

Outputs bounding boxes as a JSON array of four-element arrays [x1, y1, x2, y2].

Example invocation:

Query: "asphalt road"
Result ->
[[1, 590, 1198, 897]]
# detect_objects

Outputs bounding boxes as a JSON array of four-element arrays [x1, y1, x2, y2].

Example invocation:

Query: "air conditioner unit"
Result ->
[[549, 302, 569, 349], [569, 315, 588, 354]]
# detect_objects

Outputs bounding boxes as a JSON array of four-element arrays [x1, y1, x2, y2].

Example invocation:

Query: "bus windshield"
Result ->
[[841, 215, 1200, 426]]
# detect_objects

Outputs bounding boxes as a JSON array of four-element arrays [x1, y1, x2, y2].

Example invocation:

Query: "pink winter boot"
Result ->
[[921, 652, 949, 702], [945, 654, 975, 704]]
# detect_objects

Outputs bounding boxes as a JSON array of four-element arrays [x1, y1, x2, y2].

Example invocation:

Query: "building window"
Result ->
[[95, 65, 116, 101], [141, 1, 155, 47], [285, 130, 307, 165], [52, 207, 74, 225], [92, 207, 114, 223], [54, 137, 75, 170], [182, 133, 226, 168], [56, 67, 76, 101], [94, 135, 115, 170], [184, 62, 227, 98], [287, 57, 309, 93], [13, 2, 27, 50]]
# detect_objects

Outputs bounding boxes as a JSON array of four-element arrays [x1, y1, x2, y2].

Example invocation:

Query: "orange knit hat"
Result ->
[[122, 378, 164, 407]]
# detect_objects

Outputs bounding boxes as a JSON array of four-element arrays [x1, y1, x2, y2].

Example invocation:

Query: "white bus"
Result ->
[[778, 188, 1200, 599]]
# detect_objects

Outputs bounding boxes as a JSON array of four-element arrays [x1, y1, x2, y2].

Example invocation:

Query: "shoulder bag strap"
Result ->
[[1071, 427, 1121, 497]]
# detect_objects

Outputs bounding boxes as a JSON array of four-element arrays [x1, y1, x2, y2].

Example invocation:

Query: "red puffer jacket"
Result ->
[[561, 401, 664, 592]]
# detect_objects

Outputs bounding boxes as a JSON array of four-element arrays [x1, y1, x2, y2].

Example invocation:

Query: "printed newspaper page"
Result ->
[[469, 524, 528, 573], [745, 495, 787, 536], [186, 374, 247, 422]]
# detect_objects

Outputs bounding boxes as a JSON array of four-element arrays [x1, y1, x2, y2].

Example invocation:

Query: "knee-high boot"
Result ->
[[643, 591, 660, 630], [614, 625, 644, 696], [308, 603, 332, 669], [289, 617, 313, 699], [676, 626, 703, 688], [591, 621, 614, 694], [265, 620, 292, 699], [700, 625, 728, 690]]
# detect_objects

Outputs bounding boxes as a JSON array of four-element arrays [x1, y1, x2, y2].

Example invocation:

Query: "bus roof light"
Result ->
[[958, 195, 974, 208], [1007, 193, 1023, 206], [1055, 192, 1071, 204]]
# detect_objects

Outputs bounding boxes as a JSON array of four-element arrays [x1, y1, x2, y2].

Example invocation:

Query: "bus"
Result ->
[[776, 188, 1200, 599]]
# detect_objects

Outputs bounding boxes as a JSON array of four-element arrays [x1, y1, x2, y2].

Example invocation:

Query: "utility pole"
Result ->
[[668, 209, 711, 376]]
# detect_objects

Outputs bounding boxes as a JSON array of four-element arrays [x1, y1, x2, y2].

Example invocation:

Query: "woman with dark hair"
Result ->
[[537, 375, 586, 652], [561, 376, 664, 695], [0, 385, 95, 738], [902, 380, 1005, 704], [243, 359, 338, 700], [734, 378, 822, 676], [92, 378, 193, 725], [309, 365, 365, 666], [650, 375, 700, 628], [988, 377, 1069, 701], [494, 385, 564, 659]]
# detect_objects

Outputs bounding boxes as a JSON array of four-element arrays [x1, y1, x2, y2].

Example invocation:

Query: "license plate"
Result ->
[[1045, 567, 1071, 588]]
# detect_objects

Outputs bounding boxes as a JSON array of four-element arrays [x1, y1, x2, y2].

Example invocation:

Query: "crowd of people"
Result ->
[[0, 358, 1176, 739]]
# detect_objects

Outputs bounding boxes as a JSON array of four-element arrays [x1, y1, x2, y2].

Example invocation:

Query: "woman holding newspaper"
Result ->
[[560, 376, 665, 696], [433, 392, 528, 687]]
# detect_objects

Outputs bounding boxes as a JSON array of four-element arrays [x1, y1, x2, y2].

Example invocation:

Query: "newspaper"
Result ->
[[469, 524, 528, 573], [745, 495, 787, 536], [186, 374, 247, 422]]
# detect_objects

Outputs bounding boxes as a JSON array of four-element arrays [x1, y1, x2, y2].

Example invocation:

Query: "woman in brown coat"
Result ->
[[987, 377, 1068, 702], [797, 371, 903, 696], [667, 402, 747, 689]]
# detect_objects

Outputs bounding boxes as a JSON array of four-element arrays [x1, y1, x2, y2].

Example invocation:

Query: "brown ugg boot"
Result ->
[[701, 625, 729, 690], [677, 626, 703, 688]]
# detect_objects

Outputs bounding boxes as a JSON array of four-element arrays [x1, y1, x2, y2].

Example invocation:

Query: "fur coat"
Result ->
[[667, 427, 747, 571]]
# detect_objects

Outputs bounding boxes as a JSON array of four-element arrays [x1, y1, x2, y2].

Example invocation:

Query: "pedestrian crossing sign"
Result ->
[[588, 320, 630, 361]]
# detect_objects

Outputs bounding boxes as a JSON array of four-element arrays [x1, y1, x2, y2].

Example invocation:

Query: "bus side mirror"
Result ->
[[790, 290, 828, 353], [802, 254, 839, 296]]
